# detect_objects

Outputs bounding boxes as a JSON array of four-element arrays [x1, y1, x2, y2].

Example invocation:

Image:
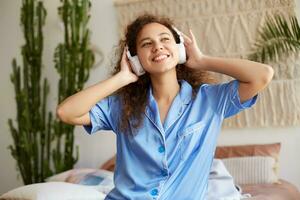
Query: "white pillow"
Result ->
[[0, 182, 106, 200], [222, 156, 278, 185], [45, 169, 78, 182], [46, 168, 114, 194]]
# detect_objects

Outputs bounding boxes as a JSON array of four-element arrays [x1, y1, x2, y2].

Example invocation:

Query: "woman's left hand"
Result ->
[[181, 29, 206, 70]]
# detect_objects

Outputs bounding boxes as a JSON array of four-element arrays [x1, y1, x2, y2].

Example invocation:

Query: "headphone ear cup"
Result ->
[[126, 49, 145, 76], [172, 26, 187, 64], [177, 42, 186, 64]]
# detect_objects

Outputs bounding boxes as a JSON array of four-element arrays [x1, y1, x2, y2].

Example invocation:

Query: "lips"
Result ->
[[152, 54, 170, 62]]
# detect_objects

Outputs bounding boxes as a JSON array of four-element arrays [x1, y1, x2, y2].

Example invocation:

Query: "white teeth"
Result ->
[[153, 55, 168, 62]]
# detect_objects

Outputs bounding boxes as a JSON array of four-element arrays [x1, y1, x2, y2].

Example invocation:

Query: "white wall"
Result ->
[[0, 0, 300, 195], [0, 1, 23, 193]]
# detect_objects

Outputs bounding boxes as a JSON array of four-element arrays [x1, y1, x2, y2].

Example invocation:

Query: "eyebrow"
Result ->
[[138, 32, 171, 44]]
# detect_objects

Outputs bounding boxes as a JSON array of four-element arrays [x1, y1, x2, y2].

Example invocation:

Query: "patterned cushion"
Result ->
[[215, 143, 281, 178], [222, 156, 278, 184]]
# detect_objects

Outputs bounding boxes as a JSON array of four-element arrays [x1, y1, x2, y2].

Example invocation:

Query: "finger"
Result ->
[[188, 29, 197, 44], [180, 31, 192, 44], [122, 46, 129, 61]]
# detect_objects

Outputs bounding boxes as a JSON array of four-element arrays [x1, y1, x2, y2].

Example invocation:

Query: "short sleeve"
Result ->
[[83, 95, 120, 134], [205, 80, 258, 118]]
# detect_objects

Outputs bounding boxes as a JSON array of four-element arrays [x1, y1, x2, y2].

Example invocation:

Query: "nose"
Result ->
[[152, 42, 164, 53]]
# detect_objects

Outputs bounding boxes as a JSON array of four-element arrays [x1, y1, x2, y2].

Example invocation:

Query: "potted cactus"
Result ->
[[52, 0, 96, 173], [8, 0, 51, 184]]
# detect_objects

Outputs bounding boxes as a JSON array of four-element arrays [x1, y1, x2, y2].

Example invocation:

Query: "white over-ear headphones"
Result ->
[[126, 27, 186, 76], [172, 27, 187, 64], [126, 48, 145, 76]]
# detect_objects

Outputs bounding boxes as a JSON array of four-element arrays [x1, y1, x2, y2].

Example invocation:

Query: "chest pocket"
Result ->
[[177, 122, 205, 162]]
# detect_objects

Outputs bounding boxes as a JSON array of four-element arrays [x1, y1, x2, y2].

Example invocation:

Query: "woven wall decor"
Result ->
[[114, 0, 300, 128]]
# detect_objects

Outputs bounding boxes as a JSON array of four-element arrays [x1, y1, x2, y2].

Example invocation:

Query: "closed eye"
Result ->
[[161, 37, 170, 42], [141, 42, 152, 47]]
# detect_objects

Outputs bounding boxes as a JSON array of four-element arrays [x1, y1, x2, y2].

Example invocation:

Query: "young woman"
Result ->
[[56, 14, 274, 200]]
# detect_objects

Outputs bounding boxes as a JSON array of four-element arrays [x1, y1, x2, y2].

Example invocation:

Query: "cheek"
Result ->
[[137, 51, 150, 68], [171, 46, 180, 62], [174, 44, 180, 55]]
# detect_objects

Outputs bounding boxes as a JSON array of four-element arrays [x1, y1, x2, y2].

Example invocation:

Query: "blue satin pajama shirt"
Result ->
[[83, 79, 257, 200]]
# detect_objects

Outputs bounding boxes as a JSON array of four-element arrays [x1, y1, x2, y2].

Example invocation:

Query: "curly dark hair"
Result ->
[[111, 14, 213, 134]]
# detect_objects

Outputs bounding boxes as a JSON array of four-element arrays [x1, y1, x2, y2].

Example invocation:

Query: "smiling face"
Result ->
[[136, 23, 179, 74]]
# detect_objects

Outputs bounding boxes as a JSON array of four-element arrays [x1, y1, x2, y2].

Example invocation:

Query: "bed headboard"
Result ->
[[99, 143, 281, 172], [100, 155, 116, 172]]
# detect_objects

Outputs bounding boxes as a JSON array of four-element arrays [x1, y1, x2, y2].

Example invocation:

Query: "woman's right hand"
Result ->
[[119, 47, 139, 83], [57, 47, 138, 126]]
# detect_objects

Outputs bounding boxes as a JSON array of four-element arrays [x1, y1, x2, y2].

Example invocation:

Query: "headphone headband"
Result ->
[[172, 26, 184, 44]]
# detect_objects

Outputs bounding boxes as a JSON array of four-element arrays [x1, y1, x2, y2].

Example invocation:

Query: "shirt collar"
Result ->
[[145, 80, 193, 133], [178, 79, 193, 105]]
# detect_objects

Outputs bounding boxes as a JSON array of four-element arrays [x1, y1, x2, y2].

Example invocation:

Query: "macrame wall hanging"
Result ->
[[114, 0, 300, 128]]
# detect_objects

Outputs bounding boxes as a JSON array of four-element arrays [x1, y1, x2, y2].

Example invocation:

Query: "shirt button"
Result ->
[[150, 188, 158, 196], [158, 146, 165, 153]]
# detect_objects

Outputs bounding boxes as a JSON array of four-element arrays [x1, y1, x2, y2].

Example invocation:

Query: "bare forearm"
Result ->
[[56, 72, 130, 120], [198, 55, 274, 84]]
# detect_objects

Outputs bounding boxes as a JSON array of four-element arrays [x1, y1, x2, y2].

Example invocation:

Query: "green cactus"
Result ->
[[8, 0, 52, 184], [52, 0, 96, 173]]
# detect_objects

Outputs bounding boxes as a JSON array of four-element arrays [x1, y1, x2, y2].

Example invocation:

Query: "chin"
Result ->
[[148, 64, 177, 74]]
